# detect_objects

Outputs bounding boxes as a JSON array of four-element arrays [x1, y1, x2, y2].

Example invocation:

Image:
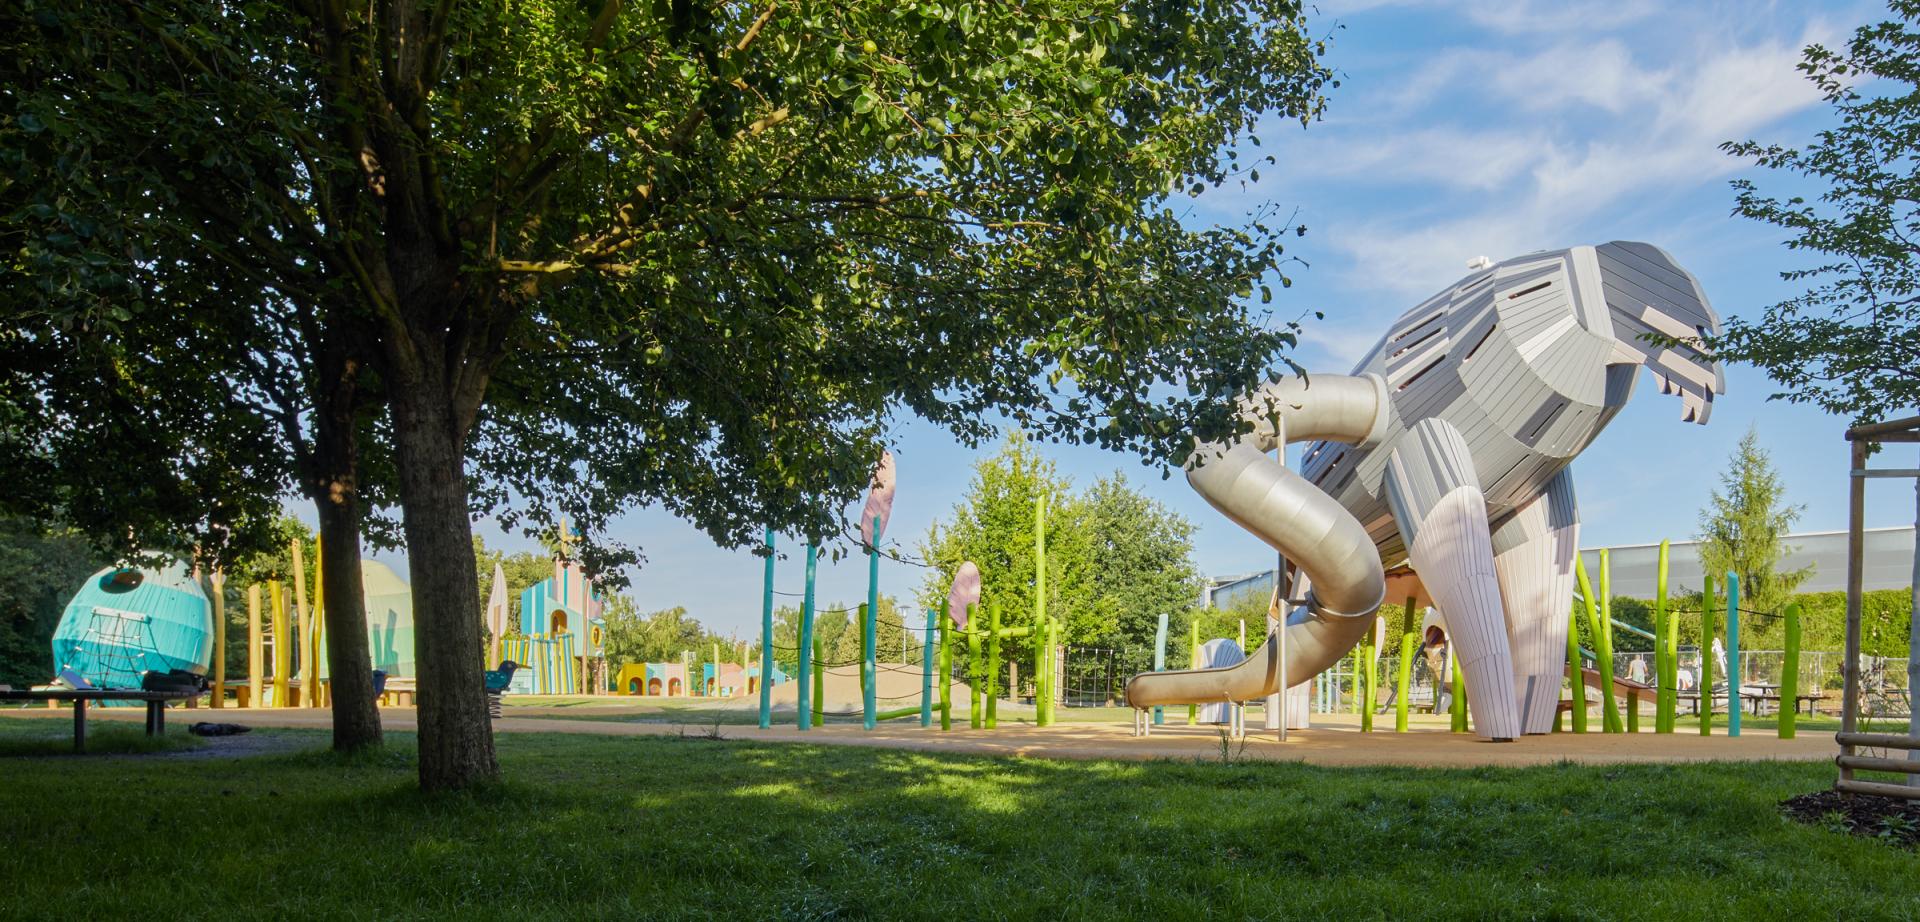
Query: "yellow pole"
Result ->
[[291, 539, 313, 707], [270, 580, 289, 707], [312, 539, 326, 706], [209, 569, 226, 708], [246, 584, 263, 708]]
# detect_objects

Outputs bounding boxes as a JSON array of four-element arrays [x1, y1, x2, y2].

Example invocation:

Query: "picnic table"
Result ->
[[0, 688, 198, 752]]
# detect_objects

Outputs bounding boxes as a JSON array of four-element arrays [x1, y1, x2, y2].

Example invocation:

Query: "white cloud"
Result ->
[[1317, 0, 1659, 34], [1298, 25, 1831, 297]]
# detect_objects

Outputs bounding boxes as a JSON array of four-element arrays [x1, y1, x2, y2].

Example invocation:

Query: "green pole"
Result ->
[[1152, 613, 1168, 726], [1359, 626, 1375, 733], [812, 633, 824, 725], [1187, 618, 1200, 726], [1450, 657, 1467, 733], [1726, 571, 1741, 738], [1599, 549, 1621, 733], [938, 603, 953, 731], [986, 601, 1001, 729], [1700, 574, 1716, 735], [1047, 618, 1060, 726], [863, 515, 880, 731], [1654, 539, 1670, 733], [1781, 601, 1800, 739], [1395, 631, 1417, 733], [1575, 556, 1620, 732], [1034, 492, 1050, 727], [1567, 603, 1587, 733], [759, 528, 775, 730], [921, 610, 936, 728], [967, 620, 982, 729], [1662, 542, 1679, 732], [797, 543, 816, 730]]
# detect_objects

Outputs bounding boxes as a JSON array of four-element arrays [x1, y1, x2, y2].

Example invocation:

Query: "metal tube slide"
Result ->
[[1126, 375, 1389, 709]]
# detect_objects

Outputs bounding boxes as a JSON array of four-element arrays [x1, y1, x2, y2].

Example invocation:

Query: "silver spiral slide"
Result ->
[[1124, 374, 1390, 709]]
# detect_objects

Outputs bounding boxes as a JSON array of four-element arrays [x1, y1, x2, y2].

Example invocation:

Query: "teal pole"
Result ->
[[920, 610, 935, 727], [1726, 571, 1741, 737], [1152, 613, 1168, 726], [759, 528, 775, 730], [797, 543, 816, 730], [864, 514, 880, 730]]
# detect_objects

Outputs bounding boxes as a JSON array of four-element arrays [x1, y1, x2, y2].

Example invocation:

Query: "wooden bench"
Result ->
[[0, 688, 198, 751]]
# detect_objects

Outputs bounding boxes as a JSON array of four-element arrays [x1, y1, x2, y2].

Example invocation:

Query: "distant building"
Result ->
[[1203, 526, 1916, 609]]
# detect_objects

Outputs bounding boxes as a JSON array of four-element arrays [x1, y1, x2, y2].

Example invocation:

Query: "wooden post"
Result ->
[[246, 584, 262, 708], [291, 539, 313, 707], [1840, 439, 1866, 786], [209, 570, 226, 708], [269, 580, 288, 708]]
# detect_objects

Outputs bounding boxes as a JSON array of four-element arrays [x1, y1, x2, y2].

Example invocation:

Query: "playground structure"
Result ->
[[1125, 242, 1727, 742], [505, 556, 607, 695], [51, 563, 213, 691]]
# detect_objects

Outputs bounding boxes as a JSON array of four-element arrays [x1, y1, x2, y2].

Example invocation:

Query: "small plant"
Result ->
[[1818, 809, 1853, 836], [1215, 724, 1250, 765], [1873, 813, 1916, 842]]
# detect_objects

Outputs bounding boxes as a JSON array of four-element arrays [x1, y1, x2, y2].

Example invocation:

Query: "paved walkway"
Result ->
[[20, 706, 1840, 768]]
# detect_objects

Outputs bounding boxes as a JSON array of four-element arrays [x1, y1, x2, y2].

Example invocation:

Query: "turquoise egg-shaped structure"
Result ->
[[51, 562, 212, 688]]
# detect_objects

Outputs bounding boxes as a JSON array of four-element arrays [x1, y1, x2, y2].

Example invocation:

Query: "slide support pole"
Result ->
[[968, 620, 982, 729], [1450, 656, 1467, 733], [247, 585, 262, 708], [209, 571, 226, 708], [1151, 613, 1167, 726], [1187, 618, 1199, 726]]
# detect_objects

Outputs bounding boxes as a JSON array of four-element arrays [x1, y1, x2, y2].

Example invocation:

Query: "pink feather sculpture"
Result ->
[[946, 561, 982, 629], [858, 450, 897, 546]]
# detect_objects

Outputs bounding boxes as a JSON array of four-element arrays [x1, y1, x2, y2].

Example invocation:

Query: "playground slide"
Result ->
[[1575, 665, 1655, 703], [1125, 375, 1389, 709]]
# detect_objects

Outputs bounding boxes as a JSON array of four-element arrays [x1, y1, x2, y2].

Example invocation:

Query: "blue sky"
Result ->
[[379, 0, 1914, 640]]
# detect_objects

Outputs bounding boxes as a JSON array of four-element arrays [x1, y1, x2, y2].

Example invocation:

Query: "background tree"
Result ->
[[1713, 1, 1920, 422], [4, 0, 1331, 789], [1696, 427, 1812, 615], [920, 434, 1202, 661], [1076, 474, 1203, 647]]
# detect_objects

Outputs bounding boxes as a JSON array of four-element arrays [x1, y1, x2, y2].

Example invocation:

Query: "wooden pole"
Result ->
[[1842, 439, 1866, 787], [209, 570, 226, 708], [1909, 453, 1920, 785], [269, 580, 289, 708], [312, 540, 326, 706], [246, 584, 262, 708], [291, 539, 313, 707]]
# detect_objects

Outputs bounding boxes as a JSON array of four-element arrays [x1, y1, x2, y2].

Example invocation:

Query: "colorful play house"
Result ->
[[615, 661, 689, 696], [700, 660, 790, 697], [51, 563, 212, 689], [509, 558, 606, 695]]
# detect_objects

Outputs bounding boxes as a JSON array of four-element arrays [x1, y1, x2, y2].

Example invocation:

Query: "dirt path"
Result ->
[[20, 706, 1839, 768]]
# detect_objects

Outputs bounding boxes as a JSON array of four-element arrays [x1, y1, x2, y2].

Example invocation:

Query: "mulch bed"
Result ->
[[1781, 789, 1920, 847]]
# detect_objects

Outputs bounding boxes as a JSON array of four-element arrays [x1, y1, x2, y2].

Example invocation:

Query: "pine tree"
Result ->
[[1696, 427, 1812, 614]]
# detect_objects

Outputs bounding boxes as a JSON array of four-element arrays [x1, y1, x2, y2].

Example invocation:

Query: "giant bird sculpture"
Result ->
[[1126, 242, 1723, 740]]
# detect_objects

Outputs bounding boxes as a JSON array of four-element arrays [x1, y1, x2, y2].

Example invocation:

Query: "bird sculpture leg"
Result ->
[[1384, 420, 1522, 741], [1490, 468, 1579, 735]]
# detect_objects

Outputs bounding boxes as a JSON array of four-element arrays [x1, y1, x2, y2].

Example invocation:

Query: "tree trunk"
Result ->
[[310, 354, 381, 750], [387, 366, 497, 790]]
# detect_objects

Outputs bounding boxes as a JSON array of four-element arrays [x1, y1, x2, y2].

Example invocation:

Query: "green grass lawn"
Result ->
[[0, 715, 1912, 918]]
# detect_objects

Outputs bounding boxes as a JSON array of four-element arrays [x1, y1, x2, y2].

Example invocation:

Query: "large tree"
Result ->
[[1696, 427, 1812, 615], [1714, 1, 1920, 422], [4, 0, 1329, 789]]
